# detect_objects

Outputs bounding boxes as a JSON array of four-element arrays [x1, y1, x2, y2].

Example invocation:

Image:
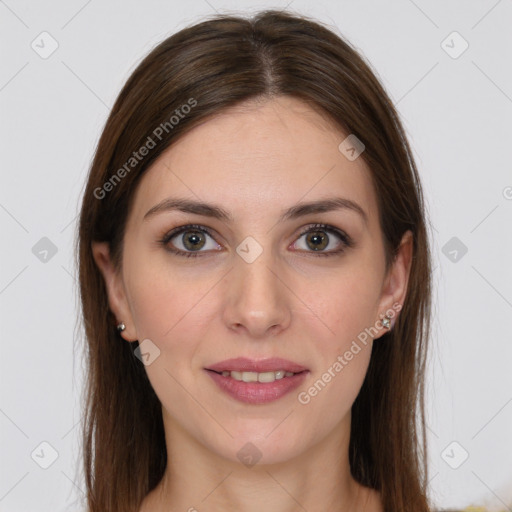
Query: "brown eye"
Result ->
[[304, 230, 329, 251], [293, 223, 353, 256], [181, 230, 207, 251], [160, 224, 222, 258]]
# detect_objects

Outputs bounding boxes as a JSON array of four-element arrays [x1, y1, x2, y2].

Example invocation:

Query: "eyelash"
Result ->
[[158, 223, 354, 258]]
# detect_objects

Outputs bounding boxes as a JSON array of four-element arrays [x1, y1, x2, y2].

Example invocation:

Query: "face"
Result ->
[[93, 96, 412, 465]]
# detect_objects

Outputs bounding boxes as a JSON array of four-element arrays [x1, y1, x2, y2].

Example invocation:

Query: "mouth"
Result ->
[[204, 357, 309, 404]]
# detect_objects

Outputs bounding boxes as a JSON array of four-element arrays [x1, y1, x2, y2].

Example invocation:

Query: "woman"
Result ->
[[77, 9, 433, 512]]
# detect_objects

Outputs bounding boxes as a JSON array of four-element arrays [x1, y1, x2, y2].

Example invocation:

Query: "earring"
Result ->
[[381, 315, 392, 330], [117, 322, 126, 332]]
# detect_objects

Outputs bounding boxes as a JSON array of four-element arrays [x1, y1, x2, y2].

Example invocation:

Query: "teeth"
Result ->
[[220, 370, 298, 382]]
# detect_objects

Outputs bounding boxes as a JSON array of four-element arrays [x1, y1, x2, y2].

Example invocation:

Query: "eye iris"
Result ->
[[306, 231, 328, 251], [182, 230, 206, 251]]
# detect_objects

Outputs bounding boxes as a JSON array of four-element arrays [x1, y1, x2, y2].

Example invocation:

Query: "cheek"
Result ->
[[300, 266, 383, 349], [124, 251, 217, 341], [293, 276, 378, 427], [123, 255, 222, 398], [292, 265, 381, 404], [123, 262, 216, 425], [294, 341, 372, 448]]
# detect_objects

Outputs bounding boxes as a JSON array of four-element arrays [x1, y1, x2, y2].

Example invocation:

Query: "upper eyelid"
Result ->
[[163, 224, 219, 243]]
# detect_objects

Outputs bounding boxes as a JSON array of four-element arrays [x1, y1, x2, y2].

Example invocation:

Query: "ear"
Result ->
[[374, 230, 413, 339], [91, 241, 137, 342]]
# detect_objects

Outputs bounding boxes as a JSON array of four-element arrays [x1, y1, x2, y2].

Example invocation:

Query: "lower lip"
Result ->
[[205, 369, 309, 404]]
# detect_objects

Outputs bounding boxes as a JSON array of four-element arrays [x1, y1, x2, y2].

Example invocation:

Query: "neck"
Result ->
[[140, 410, 380, 512]]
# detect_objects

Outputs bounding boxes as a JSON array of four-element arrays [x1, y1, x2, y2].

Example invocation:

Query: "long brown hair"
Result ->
[[76, 9, 433, 511]]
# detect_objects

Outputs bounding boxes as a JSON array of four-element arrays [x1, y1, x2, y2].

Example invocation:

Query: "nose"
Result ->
[[222, 250, 292, 339]]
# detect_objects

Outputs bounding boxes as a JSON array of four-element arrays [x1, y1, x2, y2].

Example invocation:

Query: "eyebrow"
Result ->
[[143, 196, 368, 225]]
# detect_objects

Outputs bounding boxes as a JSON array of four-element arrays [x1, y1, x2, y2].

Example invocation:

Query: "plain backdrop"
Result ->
[[1, 1, 511, 511]]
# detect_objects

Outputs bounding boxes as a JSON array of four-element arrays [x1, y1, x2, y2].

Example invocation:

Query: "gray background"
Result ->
[[1, 1, 511, 511]]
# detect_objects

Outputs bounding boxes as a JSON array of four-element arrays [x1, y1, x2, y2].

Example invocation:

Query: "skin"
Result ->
[[92, 95, 412, 512]]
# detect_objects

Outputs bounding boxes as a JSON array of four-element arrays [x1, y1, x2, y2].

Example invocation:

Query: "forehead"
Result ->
[[128, 96, 378, 227]]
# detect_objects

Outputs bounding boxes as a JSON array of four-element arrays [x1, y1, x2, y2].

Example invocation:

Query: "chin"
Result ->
[[207, 426, 307, 468]]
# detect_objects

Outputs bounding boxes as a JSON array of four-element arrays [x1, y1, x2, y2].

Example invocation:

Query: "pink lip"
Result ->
[[205, 357, 308, 373], [205, 369, 308, 404]]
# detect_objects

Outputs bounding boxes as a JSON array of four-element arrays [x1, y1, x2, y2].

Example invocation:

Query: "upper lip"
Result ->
[[206, 357, 308, 373]]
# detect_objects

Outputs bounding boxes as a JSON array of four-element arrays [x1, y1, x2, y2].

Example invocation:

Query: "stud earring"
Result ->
[[117, 322, 126, 332], [381, 315, 392, 330]]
